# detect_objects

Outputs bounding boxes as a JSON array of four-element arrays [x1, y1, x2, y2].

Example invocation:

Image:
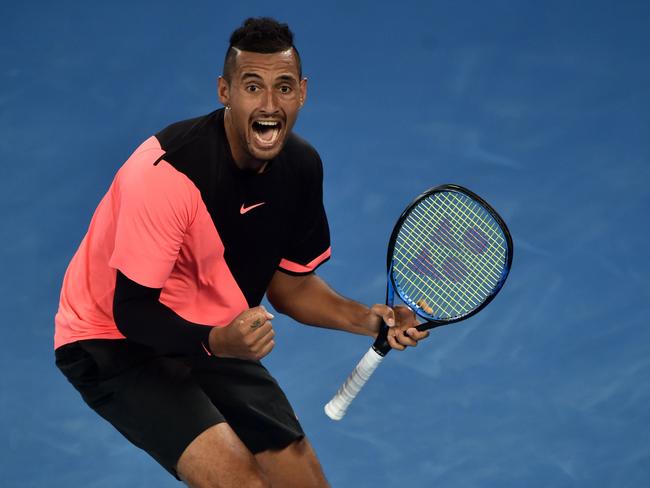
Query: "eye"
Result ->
[[246, 84, 260, 93], [279, 85, 292, 94]]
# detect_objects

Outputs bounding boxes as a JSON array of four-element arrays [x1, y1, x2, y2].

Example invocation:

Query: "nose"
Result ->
[[260, 89, 279, 114]]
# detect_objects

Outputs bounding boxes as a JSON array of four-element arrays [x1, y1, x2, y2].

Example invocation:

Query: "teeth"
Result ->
[[255, 120, 279, 126], [253, 125, 280, 145]]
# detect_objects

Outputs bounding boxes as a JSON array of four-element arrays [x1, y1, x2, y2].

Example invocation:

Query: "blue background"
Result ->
[[2, 1, 649, 486]]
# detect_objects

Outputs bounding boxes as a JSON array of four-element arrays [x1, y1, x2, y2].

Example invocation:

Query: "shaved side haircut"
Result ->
[[223, 17, 302, 82]]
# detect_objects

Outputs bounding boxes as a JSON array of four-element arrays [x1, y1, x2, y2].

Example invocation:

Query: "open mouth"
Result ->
[[251, 119, 282, 148]]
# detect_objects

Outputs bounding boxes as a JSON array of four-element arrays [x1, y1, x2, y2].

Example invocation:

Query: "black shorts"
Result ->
[[55, 339, 304, 479]]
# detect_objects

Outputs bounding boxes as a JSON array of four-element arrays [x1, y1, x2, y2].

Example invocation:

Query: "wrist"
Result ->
[[208, 326, 223, 356], [357, 305, 381, 337]]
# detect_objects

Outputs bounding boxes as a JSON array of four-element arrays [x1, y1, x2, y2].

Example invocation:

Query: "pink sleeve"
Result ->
[[109, 149, 197, 289]]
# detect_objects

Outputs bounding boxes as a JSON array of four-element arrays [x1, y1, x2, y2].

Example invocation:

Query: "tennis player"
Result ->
[[54, 17, 429, 487]]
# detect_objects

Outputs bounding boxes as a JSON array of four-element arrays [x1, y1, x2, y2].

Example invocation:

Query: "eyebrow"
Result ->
[[241, 72, 263, 80], [240, 72, 298, 83], [277, 74, 298, 83]]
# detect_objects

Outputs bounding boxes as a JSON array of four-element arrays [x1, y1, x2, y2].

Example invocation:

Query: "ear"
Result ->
[[217, 76, 230, 107], [299, 77, 308, 108]]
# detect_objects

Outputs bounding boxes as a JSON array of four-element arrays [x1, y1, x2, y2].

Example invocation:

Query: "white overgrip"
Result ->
[[324, 347, 384, 420]]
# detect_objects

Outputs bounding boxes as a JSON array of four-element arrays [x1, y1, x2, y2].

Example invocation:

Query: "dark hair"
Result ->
[[222, 17, 302, 81]]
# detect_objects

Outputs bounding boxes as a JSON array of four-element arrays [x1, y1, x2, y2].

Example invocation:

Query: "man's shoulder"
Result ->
[[281, 133, 323, 175], [155, 109, 222, 152], [117, 135, 195, 195]]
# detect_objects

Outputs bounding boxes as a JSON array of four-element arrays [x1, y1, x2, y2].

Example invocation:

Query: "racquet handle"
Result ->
[[324, 347, 384, 420]]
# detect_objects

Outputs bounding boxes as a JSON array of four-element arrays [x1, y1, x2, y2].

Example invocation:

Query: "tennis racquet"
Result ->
[[324, 184, 513, 420]]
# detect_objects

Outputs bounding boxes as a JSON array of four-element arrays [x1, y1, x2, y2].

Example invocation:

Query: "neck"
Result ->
[[223, 109, 267, 173]]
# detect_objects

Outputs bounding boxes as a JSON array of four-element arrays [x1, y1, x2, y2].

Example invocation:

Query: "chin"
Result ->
[[247, 140, 286, 162]]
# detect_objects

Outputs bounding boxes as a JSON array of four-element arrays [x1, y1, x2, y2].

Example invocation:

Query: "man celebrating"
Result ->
[[54, 17, 429, 487]]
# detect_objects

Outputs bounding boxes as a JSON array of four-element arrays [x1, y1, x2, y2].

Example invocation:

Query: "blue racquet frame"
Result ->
[[372, 184, 513, 356]]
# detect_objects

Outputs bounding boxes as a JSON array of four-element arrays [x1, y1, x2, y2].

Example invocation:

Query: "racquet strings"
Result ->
[[391, 190, 509, 321]]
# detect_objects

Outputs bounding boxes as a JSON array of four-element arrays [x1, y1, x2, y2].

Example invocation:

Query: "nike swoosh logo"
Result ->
[[240, 202, 266, 215]]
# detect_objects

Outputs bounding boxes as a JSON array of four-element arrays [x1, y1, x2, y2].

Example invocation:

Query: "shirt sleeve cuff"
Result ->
[[278, 246, 331, 275]]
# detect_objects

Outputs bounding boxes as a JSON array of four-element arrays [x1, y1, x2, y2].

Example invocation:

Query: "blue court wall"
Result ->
[[1, 1, 649, 486]]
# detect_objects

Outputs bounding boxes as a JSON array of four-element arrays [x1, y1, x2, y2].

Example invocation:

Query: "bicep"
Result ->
[[113, 270, 163, 335], [267, 270, 311, 314], [114, 269, 162, 305], [267, 270, 343, 322]]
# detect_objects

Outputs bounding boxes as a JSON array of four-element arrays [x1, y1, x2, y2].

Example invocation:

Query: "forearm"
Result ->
[[113, 271, 212, 355], [268, 272, 380, 337]]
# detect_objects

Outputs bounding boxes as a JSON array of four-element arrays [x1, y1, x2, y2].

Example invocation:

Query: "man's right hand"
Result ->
[[208, 306, 276, 360]]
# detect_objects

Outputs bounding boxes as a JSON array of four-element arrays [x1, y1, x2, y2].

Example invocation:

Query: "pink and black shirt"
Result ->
[[54, 109, 331, 352]]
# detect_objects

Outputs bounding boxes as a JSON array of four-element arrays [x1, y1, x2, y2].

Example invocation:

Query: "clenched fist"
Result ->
[[208, 306, 276, 360]]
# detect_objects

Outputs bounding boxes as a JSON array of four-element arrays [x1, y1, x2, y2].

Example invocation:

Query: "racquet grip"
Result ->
[[324, 347, 384, 420]]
